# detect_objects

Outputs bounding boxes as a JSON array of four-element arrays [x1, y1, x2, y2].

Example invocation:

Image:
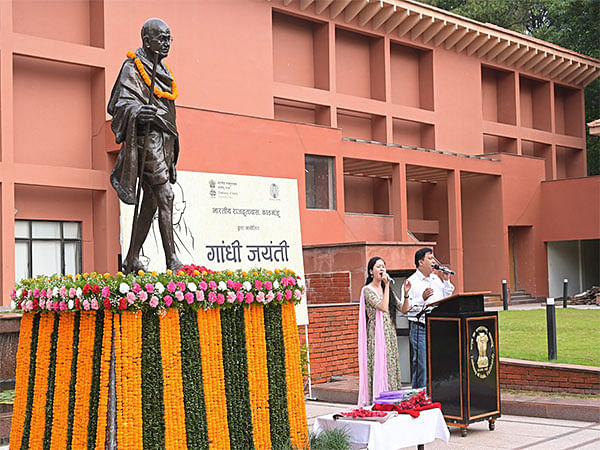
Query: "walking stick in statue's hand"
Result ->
[[127, 50, 160, 271]]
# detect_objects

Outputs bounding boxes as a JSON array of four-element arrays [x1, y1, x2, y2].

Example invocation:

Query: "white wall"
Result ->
[[547, 240, 581, 298]]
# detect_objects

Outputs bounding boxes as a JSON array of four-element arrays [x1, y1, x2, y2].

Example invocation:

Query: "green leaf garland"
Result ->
[[179, 309, 209, 449], [87, 310, 105, 449], [220, 307, 254, 449], [264, 304, 292, 449], [141, 310, 166, 448]]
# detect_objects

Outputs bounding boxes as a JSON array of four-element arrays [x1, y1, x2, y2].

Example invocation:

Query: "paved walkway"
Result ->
[[1, 401, 597, 449], [307, 400, 600, 449]]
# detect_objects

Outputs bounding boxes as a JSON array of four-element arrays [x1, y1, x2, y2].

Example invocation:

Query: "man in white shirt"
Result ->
[[403, 247, 454, 389]]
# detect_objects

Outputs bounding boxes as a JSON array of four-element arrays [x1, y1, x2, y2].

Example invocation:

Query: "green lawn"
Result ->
[[498, 309, 600, 366]]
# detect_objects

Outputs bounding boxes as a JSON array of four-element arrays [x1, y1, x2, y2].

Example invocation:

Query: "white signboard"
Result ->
[[120, 171, 308, 325]]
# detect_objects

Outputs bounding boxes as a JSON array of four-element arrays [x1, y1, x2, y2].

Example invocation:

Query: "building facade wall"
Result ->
[[0, 0, 598, 304]]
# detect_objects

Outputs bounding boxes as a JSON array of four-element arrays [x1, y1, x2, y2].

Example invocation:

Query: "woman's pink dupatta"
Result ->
[[358, 286, 388, 407]]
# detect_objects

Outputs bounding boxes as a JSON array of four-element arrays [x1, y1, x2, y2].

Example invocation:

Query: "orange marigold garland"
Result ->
[[244, 304, 272, 449], [282, 303, 309, 449], [114, 313, 126, 449], [50, 312, 75, 449], [126, 51, 178, 100], [71, 311, 97, 448], [197, 308, 231, 449], [160, 309, 188, 448], [28, 313, 55, 448], [11, 267, 308, 450], [263, 304, 292, 449], [119, 311, 144, 449], [94, 311, 114, 449], [9, 313, 35, 448]]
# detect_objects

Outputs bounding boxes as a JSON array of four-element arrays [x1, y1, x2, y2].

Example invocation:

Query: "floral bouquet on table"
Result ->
[[10, 264, 305, 313], [374, 387, 429, 404], [333, 407, 397, 423], [372, 389, 441, 418]]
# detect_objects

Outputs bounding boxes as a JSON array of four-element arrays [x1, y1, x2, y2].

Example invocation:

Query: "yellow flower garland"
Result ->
[[119, 311, 144, 449], [95, 311, 114, 449], [160, 309, 188, 448], [282, 303, 309, 449], [114, 314, 126, 448], [9, 313, 34, 447], [197, 309, 231, 449], [50, 312, 75, 449], [126, 51, 178, 100], [71, 312, 96, 448], [244, 305, 272, 449], [29, 313, 55, 447]]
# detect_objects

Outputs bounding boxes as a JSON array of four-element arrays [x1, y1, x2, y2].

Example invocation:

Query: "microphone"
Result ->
[[433, 264, 455, 275], [384, 273, 395, 284]]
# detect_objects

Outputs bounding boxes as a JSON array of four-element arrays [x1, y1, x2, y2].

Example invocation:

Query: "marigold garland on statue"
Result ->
[[126, 51, 178, 100]]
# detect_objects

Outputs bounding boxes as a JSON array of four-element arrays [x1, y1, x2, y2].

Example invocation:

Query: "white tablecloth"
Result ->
[[312, 408, 450, 450]]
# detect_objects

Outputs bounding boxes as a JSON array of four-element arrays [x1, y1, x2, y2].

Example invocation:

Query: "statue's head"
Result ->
[[141, 18, 172, 59]]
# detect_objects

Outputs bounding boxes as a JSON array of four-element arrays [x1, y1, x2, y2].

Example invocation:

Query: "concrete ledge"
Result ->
[[501, 393, 600, 422], [500, 357, 600, 373], [500, 358, 600, 395], [0, 315, 21, 334]]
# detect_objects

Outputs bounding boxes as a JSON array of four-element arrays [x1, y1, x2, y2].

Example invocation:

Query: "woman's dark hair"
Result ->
[[365, 256, 383, 285], [365, 256, 396, 327]]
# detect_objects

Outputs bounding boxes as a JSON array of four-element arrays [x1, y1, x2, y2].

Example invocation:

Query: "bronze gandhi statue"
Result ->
[[108, 18, 183, 273]]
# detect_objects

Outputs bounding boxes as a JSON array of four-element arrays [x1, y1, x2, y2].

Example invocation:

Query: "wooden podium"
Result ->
[[426, 292, 500, 436]]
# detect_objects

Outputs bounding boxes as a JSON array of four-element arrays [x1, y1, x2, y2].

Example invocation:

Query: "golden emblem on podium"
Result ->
[[469, 325, 495, 379]]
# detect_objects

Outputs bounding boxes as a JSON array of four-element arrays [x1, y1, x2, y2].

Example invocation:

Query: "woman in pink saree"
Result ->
[[358, 256, 409, 406]]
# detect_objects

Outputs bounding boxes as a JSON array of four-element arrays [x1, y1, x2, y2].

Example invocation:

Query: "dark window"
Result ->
[[305, 155, 335, 209]]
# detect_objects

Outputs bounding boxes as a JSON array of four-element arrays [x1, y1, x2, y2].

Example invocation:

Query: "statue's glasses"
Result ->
[[152, 35, 174, 45]]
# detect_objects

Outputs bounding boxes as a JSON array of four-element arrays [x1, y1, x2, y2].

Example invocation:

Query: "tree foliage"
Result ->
[[422, 0, 600, 175]]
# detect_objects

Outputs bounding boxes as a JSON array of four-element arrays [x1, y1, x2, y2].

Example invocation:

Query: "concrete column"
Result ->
[[550, 143, 557, 180], [328, 22, 337, 128], [0, 10, 16, 304], [1, 183, 16, 305], [447, 169, 464, 291], [391, 162, 408, 241]]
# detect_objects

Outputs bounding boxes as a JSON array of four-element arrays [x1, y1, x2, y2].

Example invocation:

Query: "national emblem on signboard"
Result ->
[[469, 325, 495, 379], [270, 183, 279, 199]]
